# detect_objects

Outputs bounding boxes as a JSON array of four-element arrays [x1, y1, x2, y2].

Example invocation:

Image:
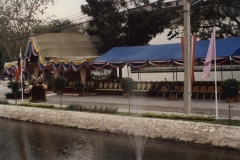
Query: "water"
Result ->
[[0, 118, 240, 160], [130, 135, 147, 160]]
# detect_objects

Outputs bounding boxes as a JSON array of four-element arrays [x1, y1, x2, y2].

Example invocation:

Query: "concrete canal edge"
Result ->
[[0, 105, 240, 150]]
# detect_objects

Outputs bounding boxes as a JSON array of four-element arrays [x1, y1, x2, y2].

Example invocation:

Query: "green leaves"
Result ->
[[82, 0, 178, 54], [0, 0, 55, 61], [7, 81, 20, 93], [120, 77, 136, 93], [53, 76, 67, 91], [222, 78, 239, 98]]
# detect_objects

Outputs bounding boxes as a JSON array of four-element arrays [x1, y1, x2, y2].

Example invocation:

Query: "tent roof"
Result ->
[[33, 33, 98, 59], [196, 36, 240, 58], [94, 36, 240, 63], [4, 61, 17, 68]]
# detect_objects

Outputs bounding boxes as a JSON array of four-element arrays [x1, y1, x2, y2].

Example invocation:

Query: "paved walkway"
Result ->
[[1, 80, 240, 119]]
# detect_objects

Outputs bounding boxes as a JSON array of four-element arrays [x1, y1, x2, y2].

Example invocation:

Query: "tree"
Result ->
[[81, 0, 178, 54], [7, 81, 20, 105], [0, 0, 56, 61], [222, 78, 239, 120], [33, 19, 82, 33], [53, 75, 67, 108], [120, 77, 136, 113], [0, 46, 4, 77], [168, 0, 240, 40]]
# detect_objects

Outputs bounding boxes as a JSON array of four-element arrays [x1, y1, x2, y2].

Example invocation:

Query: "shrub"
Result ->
[[5, 92, 31, 99], [142, 112, 215, 121], [7, 81, 20, 93], [0, 99, 9, 105], [53, 75, 67, 91], [66, 103, 118, 113], [5, 93, 15, 99], [19, 102, 54, 108], [53, 75, 67, 108], [120, 77, 136, 93], [73, 82, 84, 91], [222, 78, 239, 98], [166, 82, 177, 95]]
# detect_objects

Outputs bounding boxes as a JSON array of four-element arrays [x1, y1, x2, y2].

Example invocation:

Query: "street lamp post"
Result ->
[[183, 0, 191, 114]]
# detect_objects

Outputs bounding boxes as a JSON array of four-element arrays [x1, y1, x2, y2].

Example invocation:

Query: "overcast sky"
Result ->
[[43, 0, 180, 45]]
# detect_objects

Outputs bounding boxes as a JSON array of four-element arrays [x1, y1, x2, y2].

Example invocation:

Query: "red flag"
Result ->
[[15, 53, 22, 82], [202, 29, 215, 80]]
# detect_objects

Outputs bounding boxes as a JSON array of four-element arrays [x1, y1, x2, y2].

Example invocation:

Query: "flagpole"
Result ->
[[20, 47, 23, 102], [214, 28, 218, 120]]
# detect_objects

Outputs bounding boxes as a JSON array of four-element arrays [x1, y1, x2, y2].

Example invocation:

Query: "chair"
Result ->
[[177, 85, 184, 99], [149, 81, 159, 96], [133, 82, 142, 96], [99, 82, 104, 90], [157, 85, 167, 98], [87, 81, 91, 86], [113, 82, 119, 95], [192, 85, 200, 99], [72, 81, 76, 87], [198, 86, 207, 99], [174, 85, 179, 98], [119, 83, 123, 95], [216, 86, 222, 100], [206, 86, 214, 99], [108, 82, 114, 94], [103, 82, 109, 94], [140, 82, 148, 96], [90, 81, 95, 87], [145, 82, 152, 96], [68, 81, 72, 87], [141, 82, 147, 94], [96, 82, 104, 94]]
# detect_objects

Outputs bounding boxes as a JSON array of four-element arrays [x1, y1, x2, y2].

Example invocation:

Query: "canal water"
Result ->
[[0, 118, 239, 160]]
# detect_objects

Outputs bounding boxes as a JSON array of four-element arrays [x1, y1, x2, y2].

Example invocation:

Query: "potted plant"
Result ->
[[222, 79, 239, 102], [166, 83, 177, 100], [73, 82, 84, 96], [222, 78, 239, 120], [120, 77, 136, 98], [6, 81, 20, 105], [53, 75, 67, 108], [83, 85, 92, 96]]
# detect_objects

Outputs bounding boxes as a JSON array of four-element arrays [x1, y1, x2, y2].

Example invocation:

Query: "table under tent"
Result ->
[[91, 36, 240, 99], [23, 33, 99, 90]]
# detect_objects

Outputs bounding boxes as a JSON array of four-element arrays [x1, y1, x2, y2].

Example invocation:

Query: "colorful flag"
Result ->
[[202, 29, 215, 80], [15, 52, 22, 82]]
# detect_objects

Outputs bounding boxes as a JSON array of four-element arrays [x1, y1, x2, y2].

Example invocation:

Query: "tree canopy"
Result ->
[[0, 46, 4, 75], [81, 0, 178, 54], [0, 0, 56, 61], [33, 19, 81, 33], [169, 0, 240, 40], [81, 0, 240, 54], [1, 0, 239, 62]]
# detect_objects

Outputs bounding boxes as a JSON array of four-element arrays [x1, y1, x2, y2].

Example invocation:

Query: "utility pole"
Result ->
[[183, 0, 191, 114]]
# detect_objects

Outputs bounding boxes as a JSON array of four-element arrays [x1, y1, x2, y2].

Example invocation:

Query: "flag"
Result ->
[[202, 29, 215, 80], [15, 52, 22, 82]]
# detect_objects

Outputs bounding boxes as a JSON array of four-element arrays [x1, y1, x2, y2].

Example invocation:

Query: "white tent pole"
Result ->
[[20, 47, 23, 102], [214, 28, 218, 120]]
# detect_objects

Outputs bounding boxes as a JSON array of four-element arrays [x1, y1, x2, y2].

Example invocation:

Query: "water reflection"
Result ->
[[0, 118, 239, 160]]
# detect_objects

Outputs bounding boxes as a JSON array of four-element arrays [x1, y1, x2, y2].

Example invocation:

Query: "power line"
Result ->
[[1, 0, 176, 42], [0, 0, 163, 40]]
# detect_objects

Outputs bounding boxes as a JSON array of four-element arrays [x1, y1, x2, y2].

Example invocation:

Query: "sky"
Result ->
[[43, 0, 180, 45]]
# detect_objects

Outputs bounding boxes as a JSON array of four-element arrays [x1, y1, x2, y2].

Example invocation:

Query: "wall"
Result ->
[[122, 66, 240, 82], [0, 105, 240, 150]]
